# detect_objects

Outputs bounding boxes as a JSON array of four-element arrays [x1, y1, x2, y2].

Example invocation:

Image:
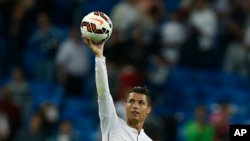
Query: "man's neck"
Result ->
[[127, 120, 144, 133]]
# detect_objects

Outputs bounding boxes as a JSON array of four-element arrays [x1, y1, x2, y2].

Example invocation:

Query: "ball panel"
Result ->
[[90, 23, 96, 31], [94, 29, 103, 34], [86, 24, 92, 32]]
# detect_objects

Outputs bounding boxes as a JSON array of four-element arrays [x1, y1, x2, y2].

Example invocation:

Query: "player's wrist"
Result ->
[[95, 55, 105, 59], [95, 53, 103, 58]]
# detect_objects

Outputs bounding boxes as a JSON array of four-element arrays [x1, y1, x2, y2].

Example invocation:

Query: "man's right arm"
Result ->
[[95, 56, 120, 134], [82, 38, 120, 134], [83, 37, 123, 134]]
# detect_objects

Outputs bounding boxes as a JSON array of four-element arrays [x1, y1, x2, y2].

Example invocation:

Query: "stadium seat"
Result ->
[[219, 72, 250, 90], [178, 85, 198, 99], [193, 70, 220, 87], [165, 0, 181, 12], [49, 85, 64, 107], [167, 68, 194, 88], [29, 81, 54, 107], [57, 26, 70, 40], [61, 97, 96, 120], [198, 85, 222, 102], [30, 81, 53, 94], [23, 49, 40, 78], [208, 87, 249, 107], [73, 117, 96, 132], [230, 113, 250, 124]]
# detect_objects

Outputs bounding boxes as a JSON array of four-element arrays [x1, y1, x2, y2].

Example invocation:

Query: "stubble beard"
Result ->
[[128, 116, 140, 126]]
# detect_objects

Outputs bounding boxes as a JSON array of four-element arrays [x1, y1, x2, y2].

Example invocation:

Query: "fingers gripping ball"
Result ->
[[80, 11, 113, 44]]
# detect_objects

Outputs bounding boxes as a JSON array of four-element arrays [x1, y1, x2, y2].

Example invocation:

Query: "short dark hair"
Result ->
[[127, 86, 152, 106]]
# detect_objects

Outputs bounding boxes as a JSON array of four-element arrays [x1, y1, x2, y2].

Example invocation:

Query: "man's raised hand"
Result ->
[[82, 37, 105, 58]]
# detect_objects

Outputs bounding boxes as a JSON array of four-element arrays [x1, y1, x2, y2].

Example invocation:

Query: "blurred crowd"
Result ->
[[0, 0, 250, 141]]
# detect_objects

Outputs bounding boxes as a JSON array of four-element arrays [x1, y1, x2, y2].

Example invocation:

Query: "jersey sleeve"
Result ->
[[95, 57, 120, 134]]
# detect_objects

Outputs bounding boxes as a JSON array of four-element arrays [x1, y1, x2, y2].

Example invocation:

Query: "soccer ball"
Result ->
[[80, 11, 113, 44]]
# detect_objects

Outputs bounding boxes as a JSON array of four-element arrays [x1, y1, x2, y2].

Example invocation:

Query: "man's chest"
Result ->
[[104, 127, 151, 141]]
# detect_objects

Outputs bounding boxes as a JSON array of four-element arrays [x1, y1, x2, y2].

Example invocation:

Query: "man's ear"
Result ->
[[147, 106, 152, 114], [124, 102, 127, 109]]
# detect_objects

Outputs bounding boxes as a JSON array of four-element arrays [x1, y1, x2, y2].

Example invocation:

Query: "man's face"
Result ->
[[124, 92, 151, 124]]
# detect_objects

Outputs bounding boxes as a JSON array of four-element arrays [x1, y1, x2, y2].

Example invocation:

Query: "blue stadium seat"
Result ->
[[49, 88, 64, 107], [197, 86, 232, 114], [219, 88, 249, 105], [82, 75, 96, 99], [30, 81, 53, 94], [73, 117, 96, 132], [60, 109, 81, 121], [193, 70, 220, 87], [23, 49, 40, 78], [61, 97, 95, 120], [167, 68, 194, 88], [219, 73, 250, 90], [165, 0, 181, 12], [29, 81, 54, 107], [60, 102, 98, 140], [57, 26, 70, 41], [230, 113, 250, 124], [84, 0, 117, 15], [152, 105, 175, 117], [178, 85, 198, 99]]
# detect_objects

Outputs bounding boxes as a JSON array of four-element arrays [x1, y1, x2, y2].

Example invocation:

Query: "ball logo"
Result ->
[[90, 18, 104, 25]]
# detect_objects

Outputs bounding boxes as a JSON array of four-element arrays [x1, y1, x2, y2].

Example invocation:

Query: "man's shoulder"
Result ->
[[141, 130, 153, 141], [142, 135, 153, 141]]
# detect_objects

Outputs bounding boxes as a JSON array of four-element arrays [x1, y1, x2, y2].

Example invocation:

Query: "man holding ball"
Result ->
[[82, 38, 152, 141]]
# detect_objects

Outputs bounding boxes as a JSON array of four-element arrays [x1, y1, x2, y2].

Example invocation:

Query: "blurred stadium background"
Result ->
[[0, 0, 250, 141]]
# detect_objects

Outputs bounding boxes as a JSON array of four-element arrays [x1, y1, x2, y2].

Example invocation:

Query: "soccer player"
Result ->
[[82, 38, 153, 141]]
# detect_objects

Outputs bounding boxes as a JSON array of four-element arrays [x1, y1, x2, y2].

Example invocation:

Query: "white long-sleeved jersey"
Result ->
[[95, 57, 152, 141]]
